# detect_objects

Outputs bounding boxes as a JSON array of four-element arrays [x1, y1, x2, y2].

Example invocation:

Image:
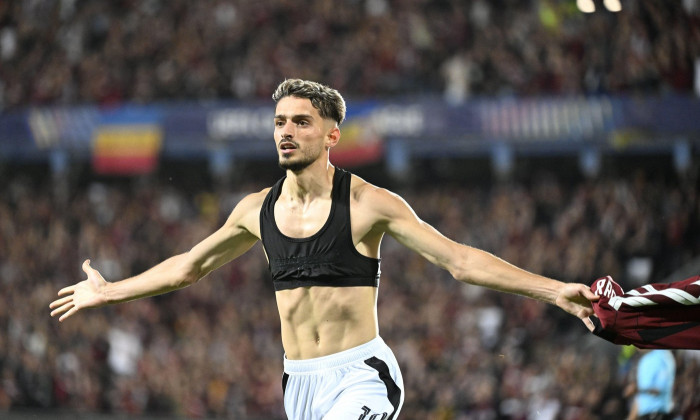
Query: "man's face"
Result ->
[[274, 96, 334, 172]]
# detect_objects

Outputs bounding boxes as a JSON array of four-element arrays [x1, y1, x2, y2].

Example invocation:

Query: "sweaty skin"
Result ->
[[49, 95, 598, 360]]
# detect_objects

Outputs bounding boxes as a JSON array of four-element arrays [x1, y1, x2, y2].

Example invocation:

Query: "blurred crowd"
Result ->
[[1, 0, 699, 109], [0, 163, 698, 419]]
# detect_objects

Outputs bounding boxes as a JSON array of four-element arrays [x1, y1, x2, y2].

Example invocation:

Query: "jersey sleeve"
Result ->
[[589, 275, 700, 349]]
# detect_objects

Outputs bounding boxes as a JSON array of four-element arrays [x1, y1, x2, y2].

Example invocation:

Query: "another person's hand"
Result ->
[[50, 260, 108, 322], [555, 283, 599, 331]]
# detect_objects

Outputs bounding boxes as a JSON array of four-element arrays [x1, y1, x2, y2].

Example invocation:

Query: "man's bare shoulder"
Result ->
[[349, 173, 381, 201], [225, 187, 271, 238], [235, 187, 271, 212], [348, 174, 404, 216]]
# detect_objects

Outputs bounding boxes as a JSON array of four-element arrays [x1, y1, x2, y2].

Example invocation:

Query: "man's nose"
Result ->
[[280, 121, 294, 138]]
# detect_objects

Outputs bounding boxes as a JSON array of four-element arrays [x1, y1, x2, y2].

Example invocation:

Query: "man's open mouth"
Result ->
[[279, 141, 298, 151]]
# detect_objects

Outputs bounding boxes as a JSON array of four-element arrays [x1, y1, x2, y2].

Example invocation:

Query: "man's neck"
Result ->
[[284, 162, 335, 202]]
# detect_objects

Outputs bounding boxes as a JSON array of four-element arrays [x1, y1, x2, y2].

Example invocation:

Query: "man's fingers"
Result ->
[[51, 259, 95, 322], [582, 287, 600, 301], [49, 296, 72, 309], [583, 317, 595, 332], [57, 285, 75, 297], [59, 306, 80, 322], [578, 307, 594, 318], [81, 259, 92, 275], [51, 302, 74, 317]]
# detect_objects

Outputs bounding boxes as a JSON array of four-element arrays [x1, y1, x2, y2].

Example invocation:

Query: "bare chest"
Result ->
[[273, 198, 333, 238]]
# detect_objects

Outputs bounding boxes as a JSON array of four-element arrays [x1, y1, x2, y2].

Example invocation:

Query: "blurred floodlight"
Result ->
[[576, 0, 596, 13], [603, 0, 622, 12]]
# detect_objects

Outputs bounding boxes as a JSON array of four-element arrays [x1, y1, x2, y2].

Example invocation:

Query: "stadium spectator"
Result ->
[[0, 1, 698, 110]]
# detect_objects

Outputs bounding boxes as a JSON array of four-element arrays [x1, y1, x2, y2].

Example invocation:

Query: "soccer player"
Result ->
[[50, 79, 598, 419]]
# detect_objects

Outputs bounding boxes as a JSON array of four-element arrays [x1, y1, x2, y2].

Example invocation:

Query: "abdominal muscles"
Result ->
[[276, 286, 378, 360]]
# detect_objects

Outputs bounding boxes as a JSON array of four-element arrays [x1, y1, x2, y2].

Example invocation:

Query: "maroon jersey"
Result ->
[[589, 275, 700, 349]]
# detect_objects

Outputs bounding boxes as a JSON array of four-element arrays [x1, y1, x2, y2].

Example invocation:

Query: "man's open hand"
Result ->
[[49, 260, 108, 322]]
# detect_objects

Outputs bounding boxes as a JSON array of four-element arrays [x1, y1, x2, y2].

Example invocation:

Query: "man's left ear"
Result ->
[[326, 126, 340, 149]]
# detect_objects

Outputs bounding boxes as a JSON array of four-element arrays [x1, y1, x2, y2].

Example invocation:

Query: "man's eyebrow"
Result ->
[[274, 113, 315, 120]]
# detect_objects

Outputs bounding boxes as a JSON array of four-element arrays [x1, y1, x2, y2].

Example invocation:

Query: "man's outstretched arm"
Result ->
[[49, 191, 265, 322], [363, 186, 598, 323]]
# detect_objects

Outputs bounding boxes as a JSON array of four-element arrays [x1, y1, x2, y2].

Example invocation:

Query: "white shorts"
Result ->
[[282, 336, 404, 420]]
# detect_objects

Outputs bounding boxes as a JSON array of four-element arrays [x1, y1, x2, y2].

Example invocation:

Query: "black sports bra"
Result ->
[[259, 168, 381, 291]]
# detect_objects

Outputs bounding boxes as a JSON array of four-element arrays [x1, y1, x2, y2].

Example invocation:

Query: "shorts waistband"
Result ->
[[283, 336, 386, 374]]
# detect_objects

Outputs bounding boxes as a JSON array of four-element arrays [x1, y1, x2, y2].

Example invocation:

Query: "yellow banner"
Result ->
[[93, 125, 162, 156]]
